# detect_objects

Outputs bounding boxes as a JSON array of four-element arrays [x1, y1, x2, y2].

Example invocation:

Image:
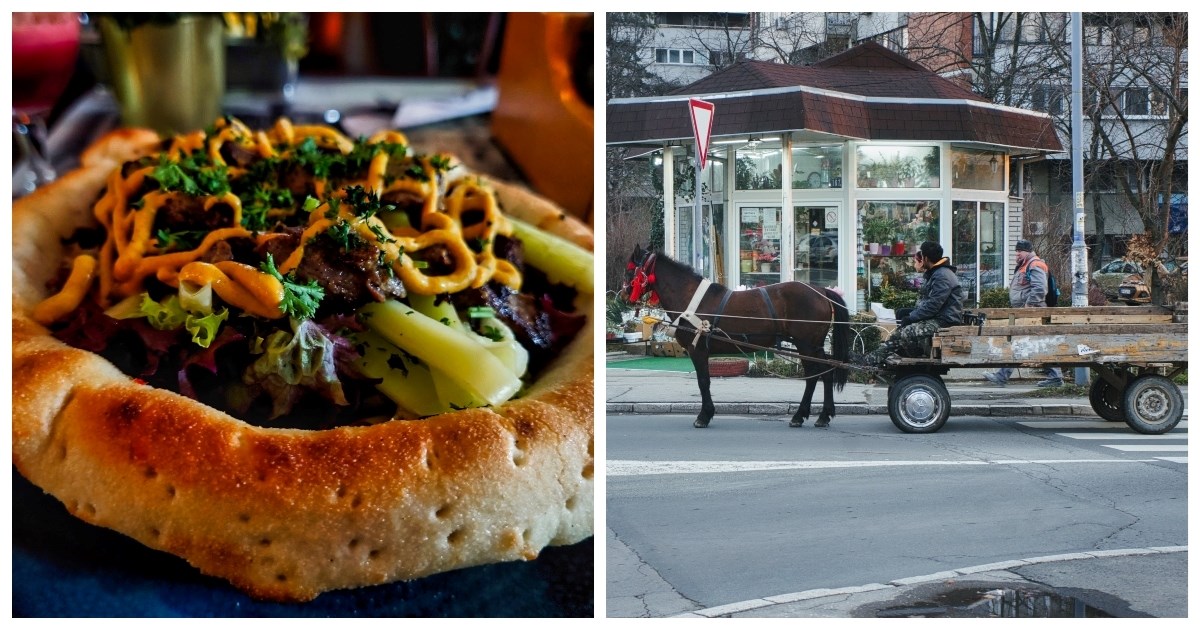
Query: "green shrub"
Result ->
[[747, 354, 804, 378], [878, 284, 919, 309], [849, 312, 884, 355], [980, 287, 1010, 308]]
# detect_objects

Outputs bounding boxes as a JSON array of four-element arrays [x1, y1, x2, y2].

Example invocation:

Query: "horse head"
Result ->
[[624, 245, 658, 305]]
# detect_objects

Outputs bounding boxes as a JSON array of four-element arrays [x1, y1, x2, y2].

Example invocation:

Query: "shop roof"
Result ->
[[607, 41, 1063, 154]]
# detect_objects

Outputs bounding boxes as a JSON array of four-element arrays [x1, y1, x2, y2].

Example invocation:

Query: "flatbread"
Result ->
[[11, 129, 594, 602]]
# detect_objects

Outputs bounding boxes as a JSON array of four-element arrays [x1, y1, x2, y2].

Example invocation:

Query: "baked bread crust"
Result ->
[[11, 130, 594, 602]]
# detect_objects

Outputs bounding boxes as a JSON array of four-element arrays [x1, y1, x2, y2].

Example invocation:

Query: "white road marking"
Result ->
[[1156, 456, 1188, 463], [1103, 444, 1189, 452], [1058, 432, 1188, 440], [1018, 420, 1188, 430], [607, 458, 1155, 477]]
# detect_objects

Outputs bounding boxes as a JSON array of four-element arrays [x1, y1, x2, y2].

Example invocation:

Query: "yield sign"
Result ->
[[688, 98, 715, 170]]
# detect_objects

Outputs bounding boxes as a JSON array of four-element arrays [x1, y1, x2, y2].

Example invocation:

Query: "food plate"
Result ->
[[13, 470, 592, 617]]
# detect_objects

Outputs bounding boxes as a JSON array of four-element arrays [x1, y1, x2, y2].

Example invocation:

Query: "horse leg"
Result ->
[[791, 359, 818, 428], [689, 347, 716, 428], [815, 366, 836, 428]]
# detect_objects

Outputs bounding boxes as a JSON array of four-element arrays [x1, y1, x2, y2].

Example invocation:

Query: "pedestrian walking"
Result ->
[[983, 239, 1064, 387]]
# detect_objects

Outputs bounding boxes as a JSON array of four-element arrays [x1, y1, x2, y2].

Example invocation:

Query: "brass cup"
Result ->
[[99, 15, 225, 135]]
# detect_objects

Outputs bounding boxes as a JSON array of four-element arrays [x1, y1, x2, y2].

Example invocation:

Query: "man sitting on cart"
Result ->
[[857, 241, 965, 367]]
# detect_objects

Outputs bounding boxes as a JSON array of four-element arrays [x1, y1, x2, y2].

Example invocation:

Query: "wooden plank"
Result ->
[[1048, 313, 1174, 325], [983, 317, 1043, 326], [936, 323, 1187, 337], [935, 332, 1188, 365], [977, 305, 1175, 318]]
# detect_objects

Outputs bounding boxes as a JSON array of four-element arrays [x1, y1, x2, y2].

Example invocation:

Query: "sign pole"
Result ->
[[688, 99, 715, 275]]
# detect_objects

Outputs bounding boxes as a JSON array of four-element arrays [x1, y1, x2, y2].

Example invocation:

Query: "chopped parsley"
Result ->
[[343, 185, 396, 220], [155, 228, 207, 251], [149, 152, 231, 197], [260, 253, 325, 320], [326, 219, 365, 251]]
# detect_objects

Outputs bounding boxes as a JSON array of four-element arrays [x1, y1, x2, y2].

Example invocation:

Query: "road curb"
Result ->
[[607, 402, 1100, 417], [673, 546, 1189, 618]]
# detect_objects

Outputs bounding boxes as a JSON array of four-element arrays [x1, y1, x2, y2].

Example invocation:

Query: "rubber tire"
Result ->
[[888, 374, 950, 433], [1089, 377, 1127, 422], [1122, 375, 1184, 435]]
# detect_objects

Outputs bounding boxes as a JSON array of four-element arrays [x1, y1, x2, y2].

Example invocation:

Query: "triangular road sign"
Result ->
[[688, 98, 715, 170]]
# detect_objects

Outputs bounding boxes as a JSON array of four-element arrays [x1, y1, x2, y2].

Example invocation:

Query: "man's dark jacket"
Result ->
[[906, 258, 965, 326]]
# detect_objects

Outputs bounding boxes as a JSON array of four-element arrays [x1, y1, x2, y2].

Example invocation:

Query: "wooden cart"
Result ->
[[881, 305, 1188, 434]]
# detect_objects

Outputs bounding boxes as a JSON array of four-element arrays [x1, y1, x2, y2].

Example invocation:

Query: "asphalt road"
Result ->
[[606, 413, 1188, 617]]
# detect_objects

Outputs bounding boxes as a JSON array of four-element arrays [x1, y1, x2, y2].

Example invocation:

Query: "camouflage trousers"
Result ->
[[863, 319, 942, 366]]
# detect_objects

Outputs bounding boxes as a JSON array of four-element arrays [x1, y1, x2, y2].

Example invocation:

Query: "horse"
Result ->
[[623, 245, 850, 429]]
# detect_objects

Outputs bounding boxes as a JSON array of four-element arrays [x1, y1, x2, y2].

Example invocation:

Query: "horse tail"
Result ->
[[824, 288, 850, 391]]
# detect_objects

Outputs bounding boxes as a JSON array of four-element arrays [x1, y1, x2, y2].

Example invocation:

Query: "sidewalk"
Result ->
[[605, 352, 1131, 418]]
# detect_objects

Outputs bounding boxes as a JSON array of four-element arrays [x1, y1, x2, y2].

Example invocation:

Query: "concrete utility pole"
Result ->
[[1070, 12, 1089, 386], [1070, 12, 1088, 307]]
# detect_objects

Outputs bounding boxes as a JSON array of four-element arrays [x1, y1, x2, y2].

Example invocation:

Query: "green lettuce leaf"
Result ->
[[243, 319, 349, 419], [140, 294, 188, 330], [184, 308, 229, 348]]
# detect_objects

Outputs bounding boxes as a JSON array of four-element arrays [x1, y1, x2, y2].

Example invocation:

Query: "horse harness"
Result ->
[[671, 281, 784, 351]]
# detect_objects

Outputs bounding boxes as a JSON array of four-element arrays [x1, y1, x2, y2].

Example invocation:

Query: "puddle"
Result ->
[[874, 586, 1113, 618]]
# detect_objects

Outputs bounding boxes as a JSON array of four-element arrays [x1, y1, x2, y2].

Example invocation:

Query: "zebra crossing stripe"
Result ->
[[1057, 432, 1187, 440], [1102, 444, 1188, 452], [1018, 420, 1187, 430]]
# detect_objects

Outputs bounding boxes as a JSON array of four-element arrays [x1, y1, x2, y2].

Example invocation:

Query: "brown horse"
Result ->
[[623, 245, 850, 428]]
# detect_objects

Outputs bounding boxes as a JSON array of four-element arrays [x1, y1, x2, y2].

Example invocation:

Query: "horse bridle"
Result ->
[[625, 251, 658, 305]]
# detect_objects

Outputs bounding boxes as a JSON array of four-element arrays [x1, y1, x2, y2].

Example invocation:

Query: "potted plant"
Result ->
[[622, 318, 644, 342], [862, 216, 898, 255]]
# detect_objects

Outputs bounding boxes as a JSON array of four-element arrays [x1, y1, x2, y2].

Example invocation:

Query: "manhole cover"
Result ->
[[873, 586, 1113, 618]]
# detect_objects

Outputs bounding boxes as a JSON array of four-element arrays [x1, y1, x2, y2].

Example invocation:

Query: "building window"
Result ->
[[791, 145, 844, 189], [856, 145, 940, 189], [654, 47, 704, 65], [951, 147, 1004, 191], [857, 201, 940, 310], [1031, 85, 1066, 116], [708, 49, 722, 65], [735, 142, 784, 190], [1122, 87, 1150, 116], [952, 201, 1005, 308]]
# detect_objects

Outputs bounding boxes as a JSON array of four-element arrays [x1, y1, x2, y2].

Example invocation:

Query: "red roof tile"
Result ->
[[609, 41, 1062, 152]]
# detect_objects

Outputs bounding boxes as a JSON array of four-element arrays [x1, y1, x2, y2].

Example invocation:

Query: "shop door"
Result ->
[[794, 205, 839, 288], [737, 206, 781, 288]]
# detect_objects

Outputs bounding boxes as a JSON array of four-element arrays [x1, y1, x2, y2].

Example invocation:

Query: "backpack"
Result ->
[[1025, 257, 1058, 306]]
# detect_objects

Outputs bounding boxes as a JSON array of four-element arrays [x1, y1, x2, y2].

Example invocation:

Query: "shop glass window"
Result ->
[[791, 145, 844, 189], [856, 200, 939, 309], [738, 206, 782, 287], [855, 145, 940, 189], [735, 142, 784, 190], [951, 201, 1006, 307], [951, 147, 1004, 191]]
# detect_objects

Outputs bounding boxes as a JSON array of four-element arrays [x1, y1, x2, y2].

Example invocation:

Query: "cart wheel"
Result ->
[[888, 374, 950, 433], [1089, 378, 1127, 422], [1122, 375, 1183, 435]]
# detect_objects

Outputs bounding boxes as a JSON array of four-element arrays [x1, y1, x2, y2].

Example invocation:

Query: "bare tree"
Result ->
[[607, 12, 678, 99], [755, 12, 826, 64], [904, 12, 1187, 305], [1034, 13, 1188, 301]]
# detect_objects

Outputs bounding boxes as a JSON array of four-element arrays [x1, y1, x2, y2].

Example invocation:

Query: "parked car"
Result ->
[[1092, 258, 1179, 300], [796, 233, 837, 264], [1116, 260, 1187, 305]]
